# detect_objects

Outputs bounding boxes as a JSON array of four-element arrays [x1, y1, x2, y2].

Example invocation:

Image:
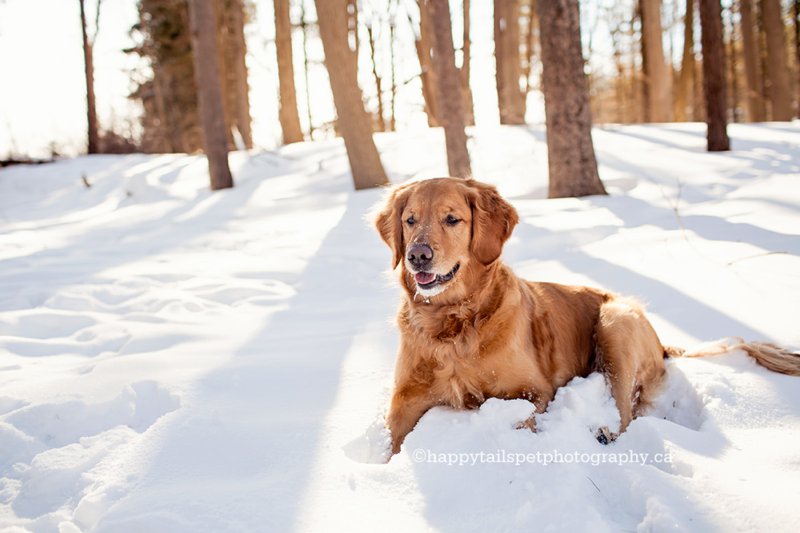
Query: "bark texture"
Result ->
[[699, 0, 730, 151], [538, 0, 606, 198], [427, 0, 472, 178], [740, 0, 766, 121], [495, 0, 526, 124], [189, 0, 234, 189], [461, 0, 475, 126], [274, 0, 304, 143], [761, 0, 792, 120], [416, 2, 440, 126], [79, 0, 99, 154], [230, 0, 252, 148], [315, 0, 388, 190], [676, 0, 695, 121], [640, 0, 673, 122], [795, 0, 800, 117]]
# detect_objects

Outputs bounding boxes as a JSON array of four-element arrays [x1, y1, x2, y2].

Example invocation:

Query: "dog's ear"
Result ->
[[468, 180, 519, 265], [374, 185, 411, 269]]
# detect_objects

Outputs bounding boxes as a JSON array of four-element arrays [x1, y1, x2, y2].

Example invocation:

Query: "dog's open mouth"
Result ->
[[414, 263, 460, 290]]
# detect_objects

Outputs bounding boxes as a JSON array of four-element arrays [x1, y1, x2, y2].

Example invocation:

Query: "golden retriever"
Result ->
[[375, 177, 800, 454]]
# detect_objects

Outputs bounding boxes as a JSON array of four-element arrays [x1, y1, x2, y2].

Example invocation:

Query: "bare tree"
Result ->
[[389, 7, 397, 130], [795, 0, 800, 117], [607, 7, 627, 122], [761, 0, 792, 120], [740, 0, 766, 121], [315, 0, 388, 189], [638, 0, 651, 122], [426, 0, 472, 178], [79, 0, 101, 154], [461, 0, 475, 126], [676, 0, 695, 121], [346, 0, 359, 58], [300, 1, 315, 138], [189, 0, 233, 189], [495, 0, 526, 124], [230, 0, 252, 148], [699, 0, 730, 151], [522, 0, 537, 97], [640, 0, 673, 122], [414, 2, 440, 126], [539, 0, 606, 198], [726, 2, 740, 122], [274, 0, 303, 143], [366, 22, 386, 131]]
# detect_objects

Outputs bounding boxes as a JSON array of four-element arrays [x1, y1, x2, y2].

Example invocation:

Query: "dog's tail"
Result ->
[[663, 338, 800, 376]]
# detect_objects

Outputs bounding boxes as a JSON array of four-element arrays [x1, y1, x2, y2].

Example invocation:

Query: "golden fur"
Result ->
[[375, 177, 800, 454]]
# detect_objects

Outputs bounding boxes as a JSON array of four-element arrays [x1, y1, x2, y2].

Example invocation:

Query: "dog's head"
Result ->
[[375, 178, 518, 301]]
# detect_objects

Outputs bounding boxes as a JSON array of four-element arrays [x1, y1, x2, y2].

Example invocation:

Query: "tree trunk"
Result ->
[[629, 5, 643, 123], [609, 21, 626, 122], [215, 2, 236, 150], [367, 24, 386, 132], [347, 0, 359, 59], [538, 0, 606, 198], [740, 0, 766, 121], [638, 0, 651, 122], [676, 0, 695, 121], [494, 0, 526, 124], [795, 0, 800, 117], [415, 2, 440, 126], [461, 0, 475, 126], [390, 17, 397, 131], [315, 0, 388, 190], [230, 0, 252, 148], [522, 1, 537, 96], [699, 0, 730, 151], [79, 0, 99, 154], [641, 0, 673, 122], [274, 0, 303, 144], [300, 2, 315, 139], [726, 2, 740, 122], [426, 0, 472, 178], [761, 0, 793, 120], [189, 0, 234, 190]]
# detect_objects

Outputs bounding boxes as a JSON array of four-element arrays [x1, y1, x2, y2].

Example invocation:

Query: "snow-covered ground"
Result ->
[[1, 123, 799, 532]]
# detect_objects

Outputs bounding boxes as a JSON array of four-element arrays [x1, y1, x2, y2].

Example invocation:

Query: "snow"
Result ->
[[1, 122, 799, 532]]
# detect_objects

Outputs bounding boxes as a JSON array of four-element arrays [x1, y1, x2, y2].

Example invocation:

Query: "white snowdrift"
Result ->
[[0, 123, 799, 532]]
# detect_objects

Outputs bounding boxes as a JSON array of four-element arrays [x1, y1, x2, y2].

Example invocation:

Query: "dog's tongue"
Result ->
[[415, 272, 436, 285]]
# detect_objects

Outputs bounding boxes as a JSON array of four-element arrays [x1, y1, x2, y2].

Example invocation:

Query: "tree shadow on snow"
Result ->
[[92, 184, 397, 530]]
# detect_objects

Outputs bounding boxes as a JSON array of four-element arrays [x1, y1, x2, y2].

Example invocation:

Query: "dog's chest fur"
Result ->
[[399, 273, 542, 409]]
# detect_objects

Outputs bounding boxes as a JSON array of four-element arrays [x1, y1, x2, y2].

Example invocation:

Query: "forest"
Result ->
[[62, 0, 800, 195]]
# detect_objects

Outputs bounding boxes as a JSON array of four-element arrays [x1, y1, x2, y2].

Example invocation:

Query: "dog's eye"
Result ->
[[445, 214, 461, 226], [406, 216, 415, 226]]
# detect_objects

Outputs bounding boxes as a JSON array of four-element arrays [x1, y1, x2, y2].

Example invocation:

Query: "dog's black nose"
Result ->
[[407, 243, 433, 270]]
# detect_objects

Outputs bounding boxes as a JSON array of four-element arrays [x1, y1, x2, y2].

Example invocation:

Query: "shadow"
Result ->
[[508, 216, 775, 341], [92, 188, 395, 530], [0, 155, 272, 315], [600, 124, 706, 152], [742, 123, 800, 136]]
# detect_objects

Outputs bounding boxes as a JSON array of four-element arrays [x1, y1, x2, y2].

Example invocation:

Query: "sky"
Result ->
[[0, 0, 688, 159]]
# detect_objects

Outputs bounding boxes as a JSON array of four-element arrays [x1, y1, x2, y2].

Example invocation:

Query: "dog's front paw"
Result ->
[[515, 414, 537, 432]]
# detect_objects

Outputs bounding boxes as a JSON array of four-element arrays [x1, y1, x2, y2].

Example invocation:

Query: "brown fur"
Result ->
[[375, 177, 800, 454], [671, 338, 800, 375]]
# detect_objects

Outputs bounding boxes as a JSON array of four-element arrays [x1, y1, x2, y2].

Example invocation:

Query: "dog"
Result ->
[[375, 177, 800, 454]]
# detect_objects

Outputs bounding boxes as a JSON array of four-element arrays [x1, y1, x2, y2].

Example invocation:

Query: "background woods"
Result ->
[[6, 0, 800, 192]]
